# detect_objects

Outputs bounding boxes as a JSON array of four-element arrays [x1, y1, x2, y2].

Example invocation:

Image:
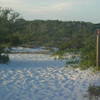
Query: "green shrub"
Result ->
[[0, 54, 9, 64], [88, 85, 100, 100]]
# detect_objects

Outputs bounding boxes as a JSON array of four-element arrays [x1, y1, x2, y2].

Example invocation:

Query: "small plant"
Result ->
[[88, 85, 100, 100], [0, 54, 9, 64]]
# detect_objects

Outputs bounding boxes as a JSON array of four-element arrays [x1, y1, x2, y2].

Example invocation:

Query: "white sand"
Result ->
[[0, 54, 100, 100]]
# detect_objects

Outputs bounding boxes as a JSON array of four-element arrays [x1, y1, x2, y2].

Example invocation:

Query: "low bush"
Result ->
[[88, 85, 100, 100], [0, 54, 9, 64]]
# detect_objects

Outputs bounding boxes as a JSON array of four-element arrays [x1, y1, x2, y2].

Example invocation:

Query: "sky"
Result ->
[[0, 0, 100, 23]]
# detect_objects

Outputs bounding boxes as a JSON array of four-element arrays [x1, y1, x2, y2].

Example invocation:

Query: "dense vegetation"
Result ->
[[15, 20, 94, 48], [0, 7, 21, 63], [0, 7, 100, 67], [15, 18, 97, 68]]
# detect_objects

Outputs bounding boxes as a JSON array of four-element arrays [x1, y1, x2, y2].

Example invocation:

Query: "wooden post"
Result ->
[[96, 29, 100, 68]]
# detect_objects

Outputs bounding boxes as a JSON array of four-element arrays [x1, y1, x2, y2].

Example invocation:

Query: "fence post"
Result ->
[[96, 29, 100, 68]]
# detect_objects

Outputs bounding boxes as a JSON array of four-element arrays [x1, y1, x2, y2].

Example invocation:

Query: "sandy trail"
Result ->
[[0, 54, 100, 100]]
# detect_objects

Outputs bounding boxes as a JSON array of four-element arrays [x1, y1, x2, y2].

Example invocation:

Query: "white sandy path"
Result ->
[[0, 54, 100, 100]]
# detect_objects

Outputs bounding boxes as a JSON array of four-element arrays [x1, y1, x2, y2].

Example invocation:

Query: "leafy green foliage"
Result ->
[[0, 7, 21, 63], [0, 54, 9, 64], [80, 34, 96, 68], [15, 20, 94, 48], [88, 85, 100, 100]]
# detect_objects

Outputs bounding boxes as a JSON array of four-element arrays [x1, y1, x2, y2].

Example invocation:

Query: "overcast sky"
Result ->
[[0, 0, 99, 23]]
